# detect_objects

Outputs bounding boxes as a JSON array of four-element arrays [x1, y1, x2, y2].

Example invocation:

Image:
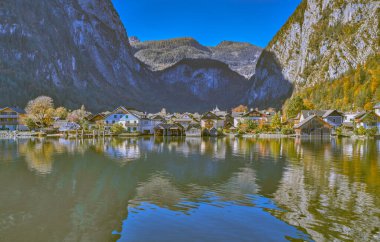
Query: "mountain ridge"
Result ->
[[249, 0, 379, 108], [0, 0, 255, 112], [130, 37, 262, 79]]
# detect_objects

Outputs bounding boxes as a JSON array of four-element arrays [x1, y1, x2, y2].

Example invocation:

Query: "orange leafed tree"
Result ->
[[232, 105, 248, 113]]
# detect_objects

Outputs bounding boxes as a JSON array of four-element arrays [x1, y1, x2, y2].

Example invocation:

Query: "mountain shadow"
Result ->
[[246, 50, 293, 109]]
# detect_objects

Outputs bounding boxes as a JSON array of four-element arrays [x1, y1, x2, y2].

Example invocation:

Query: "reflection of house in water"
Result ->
[[130, 175, 184, 209], [104, 139, 141, 163], [185, 123, 202, 137], [200, 138, 226, 160], [0, 139, 22, 161], [218, 167, 258, 201]]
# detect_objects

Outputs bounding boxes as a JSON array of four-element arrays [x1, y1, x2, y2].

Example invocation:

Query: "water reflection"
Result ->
[[0, 137, 378, 241]]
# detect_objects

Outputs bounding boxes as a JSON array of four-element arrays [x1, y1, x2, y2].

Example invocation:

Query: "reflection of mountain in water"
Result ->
[[0, 137, 378, 241], [272, 138, 380, 242]]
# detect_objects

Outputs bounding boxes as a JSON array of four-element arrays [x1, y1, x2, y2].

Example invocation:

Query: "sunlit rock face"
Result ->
[[249, 0, 379, 108], [130, 38, 262, 79]]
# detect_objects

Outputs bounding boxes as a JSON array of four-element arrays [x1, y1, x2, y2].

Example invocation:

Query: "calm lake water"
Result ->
[[0, 137, 379, 242]]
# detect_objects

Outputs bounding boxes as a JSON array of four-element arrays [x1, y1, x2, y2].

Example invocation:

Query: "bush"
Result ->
[[202, 128, 210, 136], [110, 123, 125, 135], [366, 127, 378, 137], [281, 125, 295, 135], [355, 126, 367, 136], [336, 127, 343, 136]]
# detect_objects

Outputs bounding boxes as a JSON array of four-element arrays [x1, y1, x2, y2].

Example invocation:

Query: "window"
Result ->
[[106, 121, 109, 124], [112, 120, 115, 124], [114, 115, 117, 118], [133, 127, 136, 131], [126, 115, 128, 119]]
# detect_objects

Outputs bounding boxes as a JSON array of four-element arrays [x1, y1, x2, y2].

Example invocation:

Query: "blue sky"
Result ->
[[112, 0, 301, 48]]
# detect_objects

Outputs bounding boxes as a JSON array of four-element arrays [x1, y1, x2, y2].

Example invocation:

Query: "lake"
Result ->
[[0, 137, 379, 242]]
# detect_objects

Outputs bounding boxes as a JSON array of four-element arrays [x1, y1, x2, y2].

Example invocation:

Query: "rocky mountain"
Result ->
[[156, 59, 252, 109], [2, 0, 377, 113], [0, 0, 162, 111], [130, 37, 262, 79], [0, 0, 254, 112], [248, 0, 379, 107]]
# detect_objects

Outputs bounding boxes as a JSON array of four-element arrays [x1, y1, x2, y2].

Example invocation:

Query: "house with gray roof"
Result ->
[[294, 115, 332, 136], [299, 110, 343, 128]]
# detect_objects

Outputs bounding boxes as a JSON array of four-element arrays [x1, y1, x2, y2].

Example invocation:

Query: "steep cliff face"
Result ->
[[0, 0, 251, 112], [156, 59, 251, 111], [0, 0, 161, 111], [131, 37, 262, 79], [249, 0, 379, 107]]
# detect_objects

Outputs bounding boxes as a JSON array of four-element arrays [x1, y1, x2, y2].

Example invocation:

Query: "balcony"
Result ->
[[0, 115, 18, 118], [124, 123, 139, 127], [0, 121, 19, 125]]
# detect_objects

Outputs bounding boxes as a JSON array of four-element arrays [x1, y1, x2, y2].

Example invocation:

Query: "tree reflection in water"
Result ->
[[0, 137, 378, 241]]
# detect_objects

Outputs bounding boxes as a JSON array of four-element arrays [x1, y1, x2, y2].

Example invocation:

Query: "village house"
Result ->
[[211, 106, 227, 118], [375, 102, 380, 116], [342, 111, 364, 131], [104, 106, 144, 133], [233, 109, 267, 127], [200, 111, 224, 130], [354, 111, 380, 133], [140, 115, 165, 135], [173, 113, 196, 129], [185, 123, 202, 137], [297, 110, 344, 128], [0, 107, 28, 131], [294, 115, 333, 136], [86, 113, 106, 130], [154, 123, 185, 136], [57, 121, 81, 132]]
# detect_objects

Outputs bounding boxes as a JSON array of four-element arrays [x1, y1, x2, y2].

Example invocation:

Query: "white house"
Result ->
[[105, 107, 166, 135], [344, 112, 363, 123], [211, 106, 227, 118], [140, 115, 164, 135], [105, 107, 142, 133], [173, 113, 196, 129], [354, 111, 380, 133], [374, 102, 380, 116]]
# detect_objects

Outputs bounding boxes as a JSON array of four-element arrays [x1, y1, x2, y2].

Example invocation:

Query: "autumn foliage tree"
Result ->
[[25, 96, 55, 128], [67, 105, 91, 124], [284, 96, 306, 119], [270, 112, 282, 131], [232, 105, 248, 113], [298, 54, 379, 111], [55, 107, 68, 120]]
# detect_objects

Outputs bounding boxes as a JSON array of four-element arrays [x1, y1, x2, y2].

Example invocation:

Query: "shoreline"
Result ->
[[1, 132, 378, 140]]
